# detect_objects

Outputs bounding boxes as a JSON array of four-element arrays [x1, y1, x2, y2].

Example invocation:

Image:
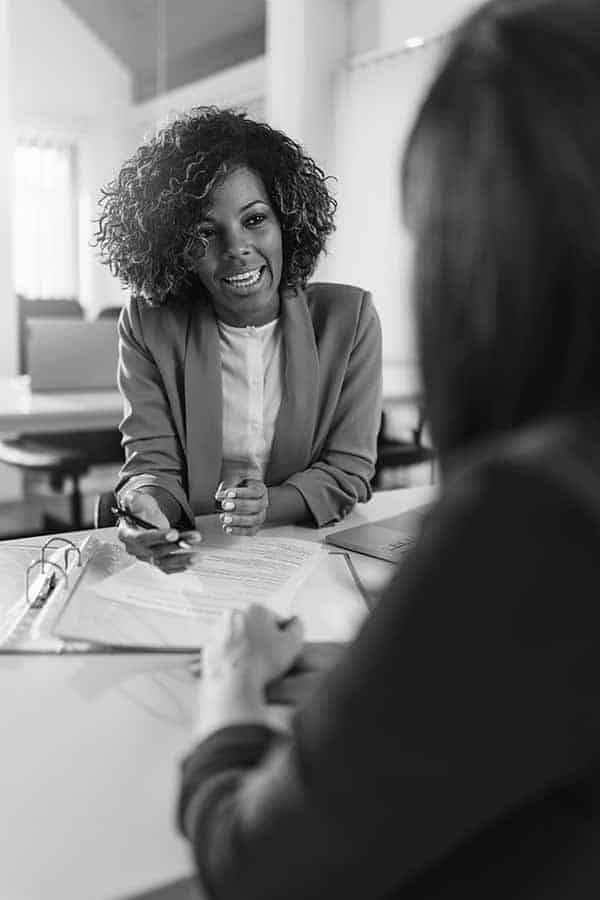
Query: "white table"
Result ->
[[0, 486, 434, 900], [0, 375, 123, 436]]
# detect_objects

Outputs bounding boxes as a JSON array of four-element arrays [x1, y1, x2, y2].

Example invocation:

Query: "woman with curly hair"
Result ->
[[96, 107, 382, 571]]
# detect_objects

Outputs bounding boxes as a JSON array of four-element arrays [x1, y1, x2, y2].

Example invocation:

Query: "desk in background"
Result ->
[[0, 486, 434, 900], [0, 375, 123, 437], [0, 361, 420, 438]]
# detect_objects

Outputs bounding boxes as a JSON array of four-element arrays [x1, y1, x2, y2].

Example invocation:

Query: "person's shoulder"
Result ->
[[442, 415, 600, 534], [122, 291, 191, 341], [303, 282, 377, 332], [305, 281, 372, 311]]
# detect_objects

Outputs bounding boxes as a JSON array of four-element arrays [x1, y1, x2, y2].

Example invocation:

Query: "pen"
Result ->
[[111, 505, 193, 551]]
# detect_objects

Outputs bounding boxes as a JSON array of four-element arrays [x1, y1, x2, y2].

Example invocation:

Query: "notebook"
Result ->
[[325, 504, 431, 564], [27, 319, 119, 392]]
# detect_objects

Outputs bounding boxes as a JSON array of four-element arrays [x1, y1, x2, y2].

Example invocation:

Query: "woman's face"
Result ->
[[187, 166, 284, 326]]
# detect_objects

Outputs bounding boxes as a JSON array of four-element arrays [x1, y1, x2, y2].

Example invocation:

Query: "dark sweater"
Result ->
[[178, 417, 600, 899]]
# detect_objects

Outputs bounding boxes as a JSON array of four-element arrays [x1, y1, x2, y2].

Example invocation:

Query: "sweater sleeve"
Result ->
[[284, 291, 382, 527], [115, 298, 195, 525], [177, 461, 600, 899]]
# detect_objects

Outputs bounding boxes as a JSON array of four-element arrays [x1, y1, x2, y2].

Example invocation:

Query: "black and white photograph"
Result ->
[[1, 1, 599, 898]]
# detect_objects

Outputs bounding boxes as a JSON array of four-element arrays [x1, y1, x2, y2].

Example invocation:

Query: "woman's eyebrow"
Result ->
[[239, 199, 269, 212]]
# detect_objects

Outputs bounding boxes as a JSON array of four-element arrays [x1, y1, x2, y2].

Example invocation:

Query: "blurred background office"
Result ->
[[0, 0, 477, 537]]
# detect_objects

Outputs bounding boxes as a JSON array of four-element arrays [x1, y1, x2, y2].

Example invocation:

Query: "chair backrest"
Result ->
[[94, 490, 118, 529], [18, 295, 84, 374], [96, 306, 123, 319]]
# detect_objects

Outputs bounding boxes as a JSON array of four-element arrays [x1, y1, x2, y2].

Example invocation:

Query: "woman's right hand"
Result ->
[[117, 491, 202, 574]]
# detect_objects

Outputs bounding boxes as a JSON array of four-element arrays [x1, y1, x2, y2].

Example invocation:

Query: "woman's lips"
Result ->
[[221, 266, 265, 292]]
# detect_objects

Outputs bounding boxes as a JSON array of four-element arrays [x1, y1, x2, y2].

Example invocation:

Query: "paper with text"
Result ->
[[94, 537, 323, 624], [53, 536, 331, 649]]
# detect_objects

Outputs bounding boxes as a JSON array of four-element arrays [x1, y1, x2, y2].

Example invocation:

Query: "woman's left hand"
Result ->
[[194, 605, 304, 739], [218, 479, 269, 536]]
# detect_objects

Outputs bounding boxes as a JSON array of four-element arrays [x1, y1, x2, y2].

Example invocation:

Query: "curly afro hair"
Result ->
[[94, 107, 337, 305]]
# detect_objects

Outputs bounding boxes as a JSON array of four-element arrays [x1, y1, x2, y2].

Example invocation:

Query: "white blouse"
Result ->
[[217, 317, 284, 487]]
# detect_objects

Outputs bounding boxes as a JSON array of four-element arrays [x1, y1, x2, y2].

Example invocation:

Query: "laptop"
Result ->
[[27, 319, 119, 392], [325, 503, 431, 564]]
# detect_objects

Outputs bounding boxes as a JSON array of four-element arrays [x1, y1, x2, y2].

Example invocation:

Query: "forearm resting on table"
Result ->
[[266, 484, 311, 526]]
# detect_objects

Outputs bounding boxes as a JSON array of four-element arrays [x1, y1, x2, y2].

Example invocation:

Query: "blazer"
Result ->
[[178, 414, 600, 899], [116, 282, 382, 527]]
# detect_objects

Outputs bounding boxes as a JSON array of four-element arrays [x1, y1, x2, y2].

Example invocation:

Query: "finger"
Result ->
[[219, 499, 266, 515], [282, 615, 305, 649], [224, 484, 267, 501], [224, 525, 262, 536], [178, 530, 203, 545], [220, 512, 263, 528], [118, 521, 177, 545]]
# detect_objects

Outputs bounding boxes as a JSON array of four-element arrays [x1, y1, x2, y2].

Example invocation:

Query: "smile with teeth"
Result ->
[[222, 267, 263, 288]]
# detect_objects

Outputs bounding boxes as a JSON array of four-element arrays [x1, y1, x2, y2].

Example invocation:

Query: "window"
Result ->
[[12, 138, 78, 300]]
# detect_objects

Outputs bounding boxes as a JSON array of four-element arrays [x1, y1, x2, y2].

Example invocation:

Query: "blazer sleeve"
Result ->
[[116, 298, 195, 524], [177, 461, 600, 899], [285, 292, 382, 527]]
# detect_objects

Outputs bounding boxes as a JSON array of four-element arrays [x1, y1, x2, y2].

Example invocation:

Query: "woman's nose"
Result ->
[[222, 227, 250, 259]]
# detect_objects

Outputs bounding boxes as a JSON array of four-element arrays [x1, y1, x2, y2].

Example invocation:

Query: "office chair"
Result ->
[[372, 409, 436, 490], [0, 430, 124, 533], [96, 305, 123, 320], [17, 295, 84, 374], [0, 298, 125, 534]]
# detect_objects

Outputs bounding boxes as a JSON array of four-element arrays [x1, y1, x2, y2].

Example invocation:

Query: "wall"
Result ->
[[316, 0, 477, 361], [132, 57, 266, 145], [10, 0, 133, 317]]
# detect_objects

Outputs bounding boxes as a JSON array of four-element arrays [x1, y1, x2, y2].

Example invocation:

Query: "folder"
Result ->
[[0, 532, 371, 654]]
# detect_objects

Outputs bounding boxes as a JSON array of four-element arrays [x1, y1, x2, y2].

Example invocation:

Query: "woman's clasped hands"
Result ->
[[216, 478, 269, 536], [117, 490, 202, 574]]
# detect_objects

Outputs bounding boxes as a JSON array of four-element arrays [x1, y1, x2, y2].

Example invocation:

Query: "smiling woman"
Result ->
[[94, 107, 382, 570]]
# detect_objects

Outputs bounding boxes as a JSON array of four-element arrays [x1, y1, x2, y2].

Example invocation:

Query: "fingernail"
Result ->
[[166, 530, 178, 541], [221, 514, 233, 524], [222, 501, 235, 511], [226, 490, 236, 499], [214, 481, 225, 499]]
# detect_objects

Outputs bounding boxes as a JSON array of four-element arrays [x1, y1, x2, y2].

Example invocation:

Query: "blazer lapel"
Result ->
[[266, 286, 319, 484], [184, 296, 223, 511]]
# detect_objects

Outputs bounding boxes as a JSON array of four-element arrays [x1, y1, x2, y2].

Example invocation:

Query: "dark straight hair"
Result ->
[[403, 0, 600, 459]]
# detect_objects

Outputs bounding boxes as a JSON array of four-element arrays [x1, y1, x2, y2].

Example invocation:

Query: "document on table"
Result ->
[[53, 535, 327, 650]]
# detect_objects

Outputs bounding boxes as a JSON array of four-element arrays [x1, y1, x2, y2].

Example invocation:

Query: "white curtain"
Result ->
[[13, 139, 78, 299], [324, 43, 443, 362]]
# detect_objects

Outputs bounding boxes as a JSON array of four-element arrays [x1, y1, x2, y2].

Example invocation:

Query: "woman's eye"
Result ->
[[245, 214, 266, 227], [198, 227, 215, 239]]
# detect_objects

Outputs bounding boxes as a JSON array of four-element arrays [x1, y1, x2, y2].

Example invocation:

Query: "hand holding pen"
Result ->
[[114, 492, 202, 574]]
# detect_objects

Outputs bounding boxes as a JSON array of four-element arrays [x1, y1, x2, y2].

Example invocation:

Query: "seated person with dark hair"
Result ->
[[175, 2, 600, 898]]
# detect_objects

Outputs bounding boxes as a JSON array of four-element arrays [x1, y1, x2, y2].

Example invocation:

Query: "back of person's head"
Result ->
[[403, 0, 600, 458]]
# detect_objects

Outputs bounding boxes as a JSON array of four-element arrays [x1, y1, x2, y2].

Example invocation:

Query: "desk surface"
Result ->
[[0, 363, 419, 437], [0, 486, 434, 900], [0, 375, 123, 435]]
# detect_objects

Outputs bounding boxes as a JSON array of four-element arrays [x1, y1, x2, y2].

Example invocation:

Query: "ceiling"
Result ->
[[62, 0, 265, 102]]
